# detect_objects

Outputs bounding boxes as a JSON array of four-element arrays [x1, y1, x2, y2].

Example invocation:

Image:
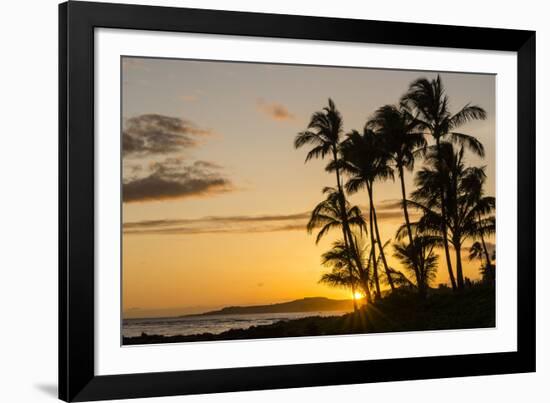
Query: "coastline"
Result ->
[[123, 286, 495, 345]]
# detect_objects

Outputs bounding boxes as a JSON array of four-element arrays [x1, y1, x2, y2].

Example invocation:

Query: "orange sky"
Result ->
[[121, 57, 495, 319]]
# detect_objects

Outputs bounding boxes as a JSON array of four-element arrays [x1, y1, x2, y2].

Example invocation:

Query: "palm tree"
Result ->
[[468, 241, 485, 265], [320, 267, 358, 306], [295, 99, 367, 287], [307, 187, 370, 302], [408, 143, 495, 289], [339, 128, 396, 296], [375, 239, 415, 290], [394, 233, 439, 293], [401, 75, 487, 290], [461, 165, 495, 270], [468, 241, 495, 283], [320, 236, 372, 309], [319, 240, 358, 312], [368, 104, 426, 292], [320, 241, 359, 311]]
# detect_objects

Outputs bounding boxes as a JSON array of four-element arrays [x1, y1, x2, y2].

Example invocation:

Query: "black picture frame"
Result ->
[[59, 1, 536, 401]]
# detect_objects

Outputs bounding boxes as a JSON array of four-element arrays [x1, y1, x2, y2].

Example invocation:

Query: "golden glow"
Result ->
[[353, 291, 364, 300]]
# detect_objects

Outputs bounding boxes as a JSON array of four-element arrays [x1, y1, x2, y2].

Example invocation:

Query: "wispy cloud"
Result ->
[[123, 201, 415, 235], [124, 211, 310, 229], [124, 212, 309, 235], [256, 99, 295, 121], [124, 223, 306, 236], [123, 158, 233, 203], [123, 114, 212, 156], [377, 199, 404, 209]]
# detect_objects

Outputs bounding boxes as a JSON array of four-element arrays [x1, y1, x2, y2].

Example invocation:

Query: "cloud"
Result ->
[[377, 199, 404, 209], [356, 201, 420, 222], [124, 211, 310, 230], [122, 204, 413, 236], [123, 197, 421, 234], [123, 114, 212, 156], [123, 158, 233, 203], [371, 210, 411, 221], [124, 223, 306, 236], [123, 212, 310, 235], [256, 99, 295, 121]]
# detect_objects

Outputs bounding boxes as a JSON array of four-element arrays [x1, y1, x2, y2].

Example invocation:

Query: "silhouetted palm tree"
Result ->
[[401, 75, 486, 290], [468, 241, 495, 282], [320, 241, 359, 311], [394, 233, 439, 292], [307, 187, 369, 302], [307, 188, 366, 242], [368, 104, 426, 292], [461, 165, 495, 270], [375, 239, 415, 290], [295, 99, 367, 286], [468, 241, 485, 264], [409, 143, 495, 289], [320, 235, 372, 309], [339, 128, 396, 296]]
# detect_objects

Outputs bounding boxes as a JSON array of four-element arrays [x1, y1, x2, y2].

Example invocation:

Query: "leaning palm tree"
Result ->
[[401, 75, 487, 290], [307, 187, 369, 300], [295, 99, 366, 283], [368, 104, 426, 291], [339, 128, 395, 297]]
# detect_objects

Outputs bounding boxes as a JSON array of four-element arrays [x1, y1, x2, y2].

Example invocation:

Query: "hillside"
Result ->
[[185, 297, 354, 316]]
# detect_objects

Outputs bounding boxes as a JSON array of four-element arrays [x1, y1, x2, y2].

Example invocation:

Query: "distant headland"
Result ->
[[184, 297, 355, 317]]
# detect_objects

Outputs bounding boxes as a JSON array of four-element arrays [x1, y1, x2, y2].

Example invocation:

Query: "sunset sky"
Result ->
[[121, 57, 496, 319]]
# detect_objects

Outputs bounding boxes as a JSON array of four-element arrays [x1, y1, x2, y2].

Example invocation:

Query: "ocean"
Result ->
[[122, 311, 349, 338]]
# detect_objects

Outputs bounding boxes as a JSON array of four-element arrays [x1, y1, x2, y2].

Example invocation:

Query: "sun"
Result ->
[[352, 291, 364, 300]]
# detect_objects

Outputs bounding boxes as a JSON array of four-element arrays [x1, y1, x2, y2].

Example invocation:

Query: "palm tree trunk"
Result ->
[[332, 149, 368, 294], [347, 228, 371, 303], [350, 278, 358, 312], [454, 238, 464, 289], [363, 279, 372, 304], [367, 183, 395, 292], [477, 213, 492, 269], [398, 165, 423, 295], [368, 200, 381, 299], [435, 138, 457, 291], [341, 216, 359, 311], [418, 246, 426, 291]]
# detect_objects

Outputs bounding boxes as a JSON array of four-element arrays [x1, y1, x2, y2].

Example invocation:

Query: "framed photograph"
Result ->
[[59, 1, 536, 401]]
